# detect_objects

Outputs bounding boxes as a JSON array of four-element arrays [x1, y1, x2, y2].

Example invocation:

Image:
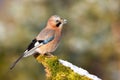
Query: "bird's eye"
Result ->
[[56, 20, 59, 23]]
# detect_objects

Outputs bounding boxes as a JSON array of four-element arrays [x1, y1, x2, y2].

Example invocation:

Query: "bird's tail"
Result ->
[[10, 47, 37, 70], [9, 41, 43, 70], [10, 54, 24, 70]]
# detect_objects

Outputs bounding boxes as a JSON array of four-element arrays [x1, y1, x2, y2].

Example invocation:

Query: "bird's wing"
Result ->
[[23, 29, 55, 57], [10, 29, 55, 70]]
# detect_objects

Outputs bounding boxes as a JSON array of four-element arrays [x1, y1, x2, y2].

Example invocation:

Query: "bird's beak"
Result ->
[[63, 19, 67, 24], [61, 18, 67, 24]]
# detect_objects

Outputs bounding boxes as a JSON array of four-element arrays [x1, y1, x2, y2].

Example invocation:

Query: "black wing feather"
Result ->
[[27, 39, 43, 51]]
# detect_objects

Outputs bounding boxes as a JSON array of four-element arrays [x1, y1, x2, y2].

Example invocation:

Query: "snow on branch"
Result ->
[[59, 59, 102, 80]]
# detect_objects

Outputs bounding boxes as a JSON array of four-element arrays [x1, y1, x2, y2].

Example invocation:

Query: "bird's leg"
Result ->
[[33, 53, 40, 58], [44, 53, 53, 57], [34, 52, 53, 59]]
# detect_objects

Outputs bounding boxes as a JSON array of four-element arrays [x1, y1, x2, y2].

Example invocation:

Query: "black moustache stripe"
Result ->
[[56, 22, 61, 27]]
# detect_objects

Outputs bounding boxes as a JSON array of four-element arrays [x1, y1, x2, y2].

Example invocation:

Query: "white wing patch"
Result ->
[[23, 43, 42, 57], [34, 41, 40, 46]]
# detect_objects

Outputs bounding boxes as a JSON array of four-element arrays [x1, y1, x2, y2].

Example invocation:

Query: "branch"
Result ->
[[35, 55, 101, 80]]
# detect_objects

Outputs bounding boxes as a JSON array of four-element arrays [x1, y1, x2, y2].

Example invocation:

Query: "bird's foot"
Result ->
[[44, 53, 53, 57], [33, 53, 40, 58]]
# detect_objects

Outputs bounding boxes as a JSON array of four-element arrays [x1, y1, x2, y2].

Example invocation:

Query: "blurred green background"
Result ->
[[0, 0, 120, 80]]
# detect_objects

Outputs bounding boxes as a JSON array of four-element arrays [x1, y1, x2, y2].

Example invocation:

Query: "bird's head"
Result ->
[[47, 15, 67, 28]]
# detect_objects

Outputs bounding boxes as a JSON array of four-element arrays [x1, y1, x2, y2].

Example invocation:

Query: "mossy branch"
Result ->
[[35, 55, 101, 80]]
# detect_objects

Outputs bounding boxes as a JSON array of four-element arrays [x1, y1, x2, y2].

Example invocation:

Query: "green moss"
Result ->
[[36, 55, 92, 80]]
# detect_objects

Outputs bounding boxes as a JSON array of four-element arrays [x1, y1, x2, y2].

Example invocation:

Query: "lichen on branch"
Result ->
[[35, 55, 93, 80]]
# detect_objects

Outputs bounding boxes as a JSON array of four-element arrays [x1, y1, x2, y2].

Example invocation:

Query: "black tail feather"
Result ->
[[10, 54, 24, 70]]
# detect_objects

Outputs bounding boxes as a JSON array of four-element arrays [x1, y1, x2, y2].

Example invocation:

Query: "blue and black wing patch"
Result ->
[[26, 36, 54, 52], [43, 36, 54, 44]]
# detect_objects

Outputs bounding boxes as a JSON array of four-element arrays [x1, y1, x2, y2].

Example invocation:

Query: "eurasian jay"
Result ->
[[10, 15, 67, 70]]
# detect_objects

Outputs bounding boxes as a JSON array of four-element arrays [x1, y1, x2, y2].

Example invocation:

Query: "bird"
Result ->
[[10, 15, 67, 70]]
